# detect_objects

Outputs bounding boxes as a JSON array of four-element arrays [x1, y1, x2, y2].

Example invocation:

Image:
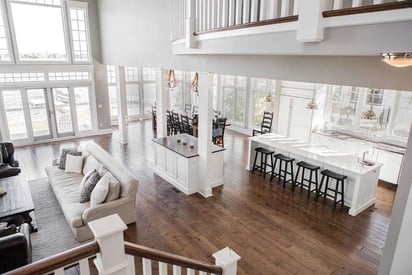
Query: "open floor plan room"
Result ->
[[13, 120, 396, 274]]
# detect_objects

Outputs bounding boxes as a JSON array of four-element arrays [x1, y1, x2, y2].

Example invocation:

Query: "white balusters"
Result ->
[[228, 0, 236, 25], [352, 0, 363, 7], [250, 0, 259, 22], [187, 268, 196, 275], [242, 0, 251, 23], [159, 262, 168, 275], [235, 0, 243, 24], [142, 258, 152, 275], [78, 258, 91, 275], [54, 267, 65, 275], [199, 271, 207, 275], [373, 0, 384, 3], [293, 0, 299, 15], [221, 0, 229, 27], [173, 265, 182, 275], [259, 0, 269, 20], [216, 0, 223, 27], [268, 0, 279, 19], [280, 0, 290, 17], [211, 0, 218, 29], [127, 255, 136, 275], [333, 0, 343, 10]]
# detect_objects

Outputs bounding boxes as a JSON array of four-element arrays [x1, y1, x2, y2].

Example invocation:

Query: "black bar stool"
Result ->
[[252, 147, 274, 179], [316, 169, 347, 210], [293, 161, 320, 198], [271, 153, 295, 188]]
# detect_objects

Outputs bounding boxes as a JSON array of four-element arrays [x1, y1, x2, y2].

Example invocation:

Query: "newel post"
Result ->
[[213, 247, 241, 275], [88, 214, 129, 275]]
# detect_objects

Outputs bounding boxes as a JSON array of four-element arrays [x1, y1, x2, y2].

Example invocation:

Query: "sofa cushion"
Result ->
[[59, 148, 81, 169], [90, 174, 110, 206], [45, 166, 89, 228], [79, 171, 100, 203]]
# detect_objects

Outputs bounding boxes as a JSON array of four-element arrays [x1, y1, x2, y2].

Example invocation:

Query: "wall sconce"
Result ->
[[381, 52, 412, 68], [189, 72, 199, 95], [165, 69, 178, 88]]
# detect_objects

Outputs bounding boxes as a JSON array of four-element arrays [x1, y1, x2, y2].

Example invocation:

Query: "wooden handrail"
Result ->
[[124, 241, 223, 274], [194, 15, 298, 36], [323, 1, 412, 17], [5, 241, 99, 275]]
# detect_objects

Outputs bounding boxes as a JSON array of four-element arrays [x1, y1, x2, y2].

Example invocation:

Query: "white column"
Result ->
[[296, 0, 333, 42], [213, 247, 241, 275], [155, 69, 169, 138], [197, 72, 213, 197], [88, 214, 128, 275], [186, 0, 197, 48], [379, 124, 412, 275], [116, 66, 128, 145]]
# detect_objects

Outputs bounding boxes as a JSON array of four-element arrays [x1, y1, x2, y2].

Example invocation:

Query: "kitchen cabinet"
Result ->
[[375, 149, 404, 184]]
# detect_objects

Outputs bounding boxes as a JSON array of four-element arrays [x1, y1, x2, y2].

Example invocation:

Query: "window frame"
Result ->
[[66, 0, 92, 64], [0, 0, 14, 64]]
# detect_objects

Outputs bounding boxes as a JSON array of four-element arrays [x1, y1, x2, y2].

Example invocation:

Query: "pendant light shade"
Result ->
[[188, 72, 199, 95], [306, 97, 318, 110], [362, 105, 376, 120], [381, 52, 412, 68], [165, 69, 178, 88]]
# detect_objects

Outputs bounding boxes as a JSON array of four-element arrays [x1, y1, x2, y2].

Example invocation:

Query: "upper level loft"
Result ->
[[171, 0, 412, 56]]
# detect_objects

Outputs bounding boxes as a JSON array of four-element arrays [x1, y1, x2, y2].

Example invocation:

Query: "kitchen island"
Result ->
[[153, 134, 225, 196], [247, 133, 383, 216]]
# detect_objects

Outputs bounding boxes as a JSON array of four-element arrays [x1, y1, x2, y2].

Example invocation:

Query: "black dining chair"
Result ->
[[151, 105, 157, 130], [184, 104, 192, 113], [166, 110, 173, 135], [212, 117, 227, 147], [180, 114, 193, 135], [171, 112, 182, 134], [253, 111, 274, 136], [192, 105, 199, 114]]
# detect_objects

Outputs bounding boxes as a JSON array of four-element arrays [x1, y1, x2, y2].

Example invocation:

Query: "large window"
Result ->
[[10, 0, 68, 62], [74, 87, 92, 131], [169, 70, 183, 111], [142, 68, 156, 113], [0, 3, 11, 62], [68, 6, 90, 62], [330, 86, 359, 127], [251, 78, 272, 127], [1, 90, 27, 140], [221, 75, 247, 125], [125, 67, 141, 117], [107, 65, 118, 119], [392, 92, 412, 138]]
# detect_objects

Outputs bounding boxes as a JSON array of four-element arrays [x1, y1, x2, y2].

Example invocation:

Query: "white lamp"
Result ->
[[381, 52, 412, 68]]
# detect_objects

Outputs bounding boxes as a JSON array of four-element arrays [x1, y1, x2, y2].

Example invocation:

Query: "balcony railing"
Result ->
[[171, 0, 412, 44]]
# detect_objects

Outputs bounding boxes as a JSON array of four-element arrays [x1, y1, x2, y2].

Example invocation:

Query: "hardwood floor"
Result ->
[[14, 120, 396, 274]]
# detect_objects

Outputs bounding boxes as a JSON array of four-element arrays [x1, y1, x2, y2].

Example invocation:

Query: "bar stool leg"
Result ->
[[315, 170, 319, 197], [323, 176, 330, 201], [252, 151, 259, 174], [263, 154, 268, 179], [271, 157, 278, 181], [341, 179, 345, 207], [308, 170, 313, 198], [333, 180, 338, 210], [260, 153, 264, 174], [290, 161, 295, 187], [317, 175, 325, 201], [269, 154, 274, 179], [293, 166, 301, 191], [283, 160, 287, 188]]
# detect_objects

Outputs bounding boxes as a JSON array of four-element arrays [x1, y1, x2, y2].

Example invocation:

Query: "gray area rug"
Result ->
[[29, 178, 79, 262]]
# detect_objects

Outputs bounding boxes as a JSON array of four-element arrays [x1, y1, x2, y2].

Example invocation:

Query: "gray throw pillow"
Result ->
[[79, 171, 100, 203], [59, 148, 82, 169]]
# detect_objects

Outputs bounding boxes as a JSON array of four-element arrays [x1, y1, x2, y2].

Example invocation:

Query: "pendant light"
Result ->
[[381, 52, 412, 68], [165, 69, 178, 88], [307, 91, 318, 110], [189, 72, 199, 95], [362, 104, 376, 120]]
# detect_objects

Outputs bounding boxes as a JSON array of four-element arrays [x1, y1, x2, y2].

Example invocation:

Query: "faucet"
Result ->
[[362, 150, 369, 164]]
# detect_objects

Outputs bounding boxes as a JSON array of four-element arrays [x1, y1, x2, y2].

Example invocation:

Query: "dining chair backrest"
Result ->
[[172, 111, 181, 133], [215, 117, 227, 134], [260, 111, 274, 134], [180, 114, 192, 135], [192, 105, 198, 114], [166, 110, 173, 135], [184, 104, 192, 113]]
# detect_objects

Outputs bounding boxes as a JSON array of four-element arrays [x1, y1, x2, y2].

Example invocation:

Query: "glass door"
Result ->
[[74, 87, 93, 131], [0, 90, 28, 141], [51, 88, 74, 137], [26, 88, 52, 140]]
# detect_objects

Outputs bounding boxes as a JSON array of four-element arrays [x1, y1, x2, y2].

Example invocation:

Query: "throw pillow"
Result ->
[[104, 172, 121, 202], [90, 174, 110, 206], [82, 155, 101, 175], [79, 171, 100, 203], [64, 154, 84, 173], [79, 168, 96, 192], [59, 148, 81, 169]]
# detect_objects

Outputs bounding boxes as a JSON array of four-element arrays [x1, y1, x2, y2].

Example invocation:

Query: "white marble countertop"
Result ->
[[250, 133, 383, 175]]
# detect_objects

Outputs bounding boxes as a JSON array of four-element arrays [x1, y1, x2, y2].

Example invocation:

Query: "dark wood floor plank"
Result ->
[[14, 120, 395, 274]]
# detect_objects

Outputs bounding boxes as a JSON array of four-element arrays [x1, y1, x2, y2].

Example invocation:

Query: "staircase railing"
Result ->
[[5, 215, 241, 275]]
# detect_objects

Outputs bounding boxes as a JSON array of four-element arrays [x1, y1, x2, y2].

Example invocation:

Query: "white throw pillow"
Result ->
[[79, 168, 96, 192], [82, 155, 101, 175], [90, 174, 110, 206], [104, 172, 121, 202], [64, 154, 84, 174]]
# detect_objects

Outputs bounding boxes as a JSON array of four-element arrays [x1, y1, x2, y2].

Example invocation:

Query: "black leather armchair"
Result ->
[[0, 142, 21, 179], [0, 223, 32, 273]]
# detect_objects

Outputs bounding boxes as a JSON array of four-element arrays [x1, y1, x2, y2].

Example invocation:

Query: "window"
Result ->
[[52, 88, 74, 135], [392, 92, 412, 138], [107, 65, 118, 119], [251, 78, 271, 127], [221, 75, 246, 125], [330, 86, 358, 127], [0, 72, 45, 83], [107, 65, 116, 84], [169, 70, 183, 110], [142, 68, 156, 81], [74, 87, 92, 131], [1, 90, 27, 140], [126, 83, 140, 116], [10, 0, 68, 62], [125, 67, 139, 82], [48, 71, 90, 81], [68, 6, 89, 62], [0, 3, 11, 61]]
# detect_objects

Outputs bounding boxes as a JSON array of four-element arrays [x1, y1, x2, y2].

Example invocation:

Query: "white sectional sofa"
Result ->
[[45, 142, 138, 242]]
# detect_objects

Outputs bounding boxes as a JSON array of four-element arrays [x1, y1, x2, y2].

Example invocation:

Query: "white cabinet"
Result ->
[[375, 149, 404, 184]]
